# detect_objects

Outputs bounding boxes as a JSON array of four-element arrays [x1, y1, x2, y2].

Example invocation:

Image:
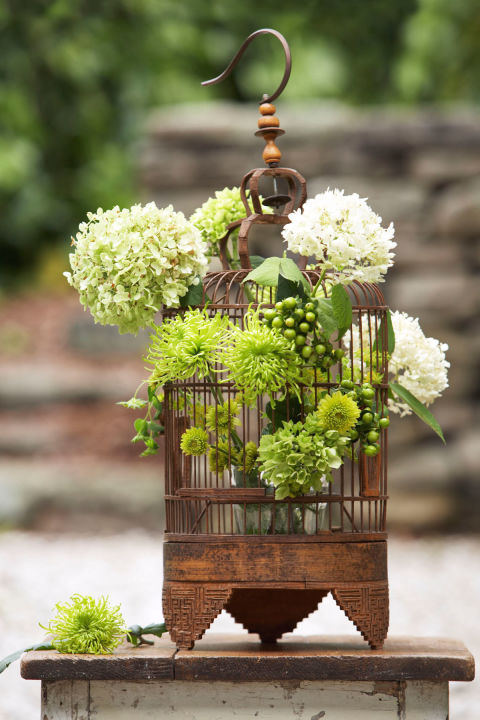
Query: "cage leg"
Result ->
[[226, 588, 328, 644], [332, 582, 389, 650], [162, 583, 232, 650]]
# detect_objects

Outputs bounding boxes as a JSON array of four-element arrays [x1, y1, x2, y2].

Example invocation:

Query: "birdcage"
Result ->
[[162, 30, 389, 651]]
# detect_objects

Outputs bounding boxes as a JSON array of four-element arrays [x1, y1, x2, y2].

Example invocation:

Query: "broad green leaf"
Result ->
[[134, 418, 148, 434], [243, 257, 281, 286], [373, 310, 396, 355], [179, 279, 204, 307], [390, 382, 445, 443], [279, 257, 309, 291], [276, 273, 306, 303], [249, 255, 265, 269], [315, 298, 337, 339], [331, 284, 352, 330], [141, 622, 167, 637]]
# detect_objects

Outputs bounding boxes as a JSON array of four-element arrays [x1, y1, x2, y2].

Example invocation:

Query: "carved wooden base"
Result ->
[[163, 539, 389, 651]]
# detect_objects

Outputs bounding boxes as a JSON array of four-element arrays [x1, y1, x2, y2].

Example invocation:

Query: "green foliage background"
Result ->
[[1, 0, 479, 287]]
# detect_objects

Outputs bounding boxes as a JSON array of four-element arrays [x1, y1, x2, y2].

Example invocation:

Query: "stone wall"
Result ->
[[141, 102, 480, 531]]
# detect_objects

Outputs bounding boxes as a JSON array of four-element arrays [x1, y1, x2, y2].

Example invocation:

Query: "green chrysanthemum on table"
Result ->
[[205, 399, 240, 434], [180, 427, 209, 456], [41, 595, 126, 655], [208, 440, 231, 473], [190, 187, 273, 257], [147, 309, 230, 386], [219, 310, 304, 401], [317, 391, 360, 434]]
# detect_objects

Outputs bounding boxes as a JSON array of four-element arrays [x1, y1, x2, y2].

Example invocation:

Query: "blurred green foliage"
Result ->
[[0, 0, 478, 287]]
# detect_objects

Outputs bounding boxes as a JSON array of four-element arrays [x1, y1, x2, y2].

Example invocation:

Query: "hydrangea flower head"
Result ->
[[65, 203, 208, 334], [190, 187, 272, 257], [346, 311, 449, 416], [41, 594, 126, 655], [388, 311, 450, 416], [147, 309, 230, 386], [317, 391, 360, 434], [282, 189, 396, 284], [258, 413, 349, 498], [219, 310, 304, 401]]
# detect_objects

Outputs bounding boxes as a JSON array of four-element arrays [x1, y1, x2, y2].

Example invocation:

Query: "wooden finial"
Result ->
[[255, 102, 285, 166]]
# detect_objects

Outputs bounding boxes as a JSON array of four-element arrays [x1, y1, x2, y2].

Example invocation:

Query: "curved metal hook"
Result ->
[[201, 28, 291, 104]]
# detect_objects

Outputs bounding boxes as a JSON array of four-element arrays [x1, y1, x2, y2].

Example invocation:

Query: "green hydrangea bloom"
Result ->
[[258, 413, 350, 499], [41, 595, 126, 655], [190, 187, 272, 257], [65, 203, 208, 334]]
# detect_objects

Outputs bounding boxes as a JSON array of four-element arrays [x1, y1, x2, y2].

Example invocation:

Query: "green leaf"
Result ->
[[0, 642, 53, 675], [315, 298, 338, 339], [243, 257, 281, 286], [276, 273, 306, 303], [265, 396, 302, 426], [134, 418, 148, 435], [373, 310, 396, 355], [390, 382, 445, 443], [179, 279, 204, 307], [331, 284, 352, 330], [141, 622, 167, 638], [249, 255, 265, 269], [279, 258, 309, 292]]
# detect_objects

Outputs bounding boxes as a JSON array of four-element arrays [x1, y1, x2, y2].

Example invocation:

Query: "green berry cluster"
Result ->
[[263, 297, 344, 369], [339, 379, 390, 456]]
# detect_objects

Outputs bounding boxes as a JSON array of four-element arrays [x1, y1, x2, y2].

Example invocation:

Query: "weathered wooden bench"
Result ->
[[21, 634, 474, 719]]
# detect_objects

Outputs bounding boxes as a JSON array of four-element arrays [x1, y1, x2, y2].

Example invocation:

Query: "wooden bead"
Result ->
[[258, 115, 280, 128], [259, 102, 276, 115]]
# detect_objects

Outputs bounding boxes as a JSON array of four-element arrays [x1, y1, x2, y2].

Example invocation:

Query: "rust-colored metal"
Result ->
[[163, 28, 390, 652], [202, 28, 291, 167]]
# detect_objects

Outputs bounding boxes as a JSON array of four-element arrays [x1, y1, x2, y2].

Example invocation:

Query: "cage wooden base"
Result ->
[[163, 538, 389, 650]]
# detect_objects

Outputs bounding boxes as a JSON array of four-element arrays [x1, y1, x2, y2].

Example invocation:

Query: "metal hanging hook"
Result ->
[[201, 28, 291, 104]]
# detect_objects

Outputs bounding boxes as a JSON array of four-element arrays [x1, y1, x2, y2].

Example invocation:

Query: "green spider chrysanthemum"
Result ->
[[180, 427, 209, 456], [205, 400, 240, 434], [219, 310, 304, 400], [317, 391, 360, 434], [147, 309, 230, 386], [208, 440, 231, 473], [41, 595, 126, 655]]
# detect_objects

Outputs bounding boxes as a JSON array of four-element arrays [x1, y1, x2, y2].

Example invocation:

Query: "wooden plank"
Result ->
[[22, 634, 475, 684], [174, 634, 475, 683], [21, 640, 176, 681], [42, 680, 90, 720], [164, 540, 387, 583], [86, 679, 401, 719], [165, 532, 388, 543]]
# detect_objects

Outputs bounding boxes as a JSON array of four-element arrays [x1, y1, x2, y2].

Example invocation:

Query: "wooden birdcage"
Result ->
[[162, 30, 389, 650]]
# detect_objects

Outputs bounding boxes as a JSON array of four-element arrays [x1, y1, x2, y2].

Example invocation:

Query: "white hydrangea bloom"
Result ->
[[346, 311, 449, 416], [281, 189, 396, 284], [388, 311, 450, 416], [64, 203, 208, 334]]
